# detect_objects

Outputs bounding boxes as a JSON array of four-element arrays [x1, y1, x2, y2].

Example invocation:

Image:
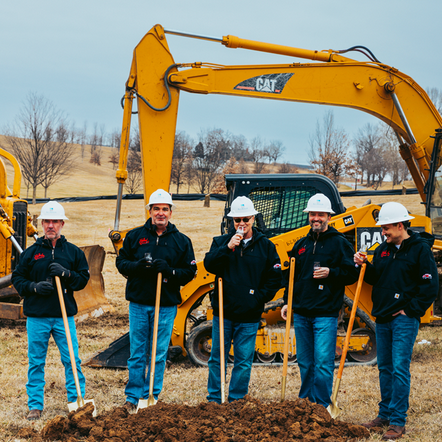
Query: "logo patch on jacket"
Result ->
[[273, 263, 281, 269], [298, 247, 306, 255], [191, 260, 196, 265], [394, 293, 400, 299], [249, 289, 255, 295], [422, 273, 432, 280], [139, 238, 149, 245], [34, 253, 45, 260], [381, 250, 390, 257]]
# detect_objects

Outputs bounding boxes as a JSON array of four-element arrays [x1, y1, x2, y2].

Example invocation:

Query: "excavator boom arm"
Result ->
[[117, 24, 442, 213]]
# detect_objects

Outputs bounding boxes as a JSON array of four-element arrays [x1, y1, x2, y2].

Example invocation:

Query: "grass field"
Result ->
[[1, 192, 442, 441]]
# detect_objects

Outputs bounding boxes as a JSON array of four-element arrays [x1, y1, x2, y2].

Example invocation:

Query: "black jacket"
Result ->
[[12, 236, 90, 317], [364, 230, 438, 323], [116, 219, 196, 306], [204, 228, 282, 323], [283, 226, 358, 317]]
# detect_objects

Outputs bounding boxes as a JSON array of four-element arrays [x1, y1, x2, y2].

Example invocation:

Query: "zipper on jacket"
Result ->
[[313, 239, 317, 254], [156, 237, 159, 245]]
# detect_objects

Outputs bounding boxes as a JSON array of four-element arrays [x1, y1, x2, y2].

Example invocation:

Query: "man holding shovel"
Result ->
[[204, 196, 282, 403], [354, 202, 438, 440], [116, 189, 196, 411], [12, 201, 90, 420], [280, 193, 357, 408]]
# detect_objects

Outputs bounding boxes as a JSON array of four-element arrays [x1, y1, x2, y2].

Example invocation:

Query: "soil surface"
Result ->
[[17, 396, 370, 441]]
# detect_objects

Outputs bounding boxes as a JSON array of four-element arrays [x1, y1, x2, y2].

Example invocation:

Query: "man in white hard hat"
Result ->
[[354, 202, 438, 440], [204, 196, 282, 403], [12, 201, 90, 420], [116, 189, 197, 411], [280, 193, 358, 408]]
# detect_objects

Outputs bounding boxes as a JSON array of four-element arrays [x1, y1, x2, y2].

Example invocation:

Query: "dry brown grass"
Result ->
[[1, 194, 442, 441]]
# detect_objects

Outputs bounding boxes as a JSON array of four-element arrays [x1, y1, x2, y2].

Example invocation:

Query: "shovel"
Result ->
[[55, 276, 96, 416], [327, 263, 366, 418], [137, 272, 162, 411], [281, 257, 295, 401], [218, 277, 226, 404]]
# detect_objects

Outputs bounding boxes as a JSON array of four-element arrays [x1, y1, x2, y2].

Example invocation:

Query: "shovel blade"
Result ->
[[68, 399, 97, 417], [136, 397, 157, 412], [327, 402, 342, 419]]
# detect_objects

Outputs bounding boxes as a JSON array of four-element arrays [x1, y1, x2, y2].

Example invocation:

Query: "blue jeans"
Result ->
[[292, 313, 337, 407], [207, 316, 259, 404], [26, 316, 86, 411], [125, 302, 177, 404], [376, 314, 419, 427]]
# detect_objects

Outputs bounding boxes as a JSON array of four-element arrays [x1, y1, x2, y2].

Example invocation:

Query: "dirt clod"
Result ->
[[18, 396, 369, 441]]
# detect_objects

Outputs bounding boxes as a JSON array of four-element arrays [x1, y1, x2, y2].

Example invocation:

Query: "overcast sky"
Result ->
[[2, 0, 441, 167]]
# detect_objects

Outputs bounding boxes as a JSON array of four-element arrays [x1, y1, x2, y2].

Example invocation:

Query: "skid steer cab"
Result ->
[[86, 172, 442, 369]]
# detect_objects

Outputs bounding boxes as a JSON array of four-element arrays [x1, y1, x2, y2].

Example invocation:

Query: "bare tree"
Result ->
[[184, 159, 195, 193], [109, 129, 121, 148], [78, 121, 88, 159], [192, 128, 231, 193], [266, 140, 286, 163], [309, 111, 350, 184], [41, 122, 77, 198], [277, 162, 297, 173], [426, 87, 442, 115], [172, 131, 193, 193], [249, 136, 268, 173], [230, 134, 250, 161], [109, 152, 119, 169], [124, 127, 142, 194], [124, 149, 142, 194], [353, 123, 382, 186], [3, 92, 75, 203]]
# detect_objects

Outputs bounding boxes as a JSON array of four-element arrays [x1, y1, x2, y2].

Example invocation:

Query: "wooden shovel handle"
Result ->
[[282, 257, 296, 377], [336, 263, 366, 380], [55, 276, 83, 405], [149, 273, 162, 388], [218, 277, 226, 404]]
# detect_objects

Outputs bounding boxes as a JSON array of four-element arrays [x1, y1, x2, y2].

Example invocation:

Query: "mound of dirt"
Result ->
[[18, 397, 369, 441]]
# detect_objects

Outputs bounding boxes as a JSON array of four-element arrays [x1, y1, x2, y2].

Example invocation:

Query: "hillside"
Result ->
[[0, 135, 119, 199]]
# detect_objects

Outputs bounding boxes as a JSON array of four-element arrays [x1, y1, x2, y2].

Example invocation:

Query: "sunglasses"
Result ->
[[233, 217, 252, 223]]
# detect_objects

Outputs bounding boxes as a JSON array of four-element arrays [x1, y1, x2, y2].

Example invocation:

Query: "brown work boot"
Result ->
[[361, 416, 390, 429], [27, 409, 42, 420], [124, 401, 137, 413], [382, 425, 405, 440]]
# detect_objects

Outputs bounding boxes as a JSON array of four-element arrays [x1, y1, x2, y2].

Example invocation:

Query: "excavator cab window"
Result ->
[[222, 174, 345, 238], [426, 129, 442, 239]]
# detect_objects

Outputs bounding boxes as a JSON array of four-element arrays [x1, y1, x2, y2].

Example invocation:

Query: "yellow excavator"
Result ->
[[0, 147, 113, 322], [86, 24, 442, 368]]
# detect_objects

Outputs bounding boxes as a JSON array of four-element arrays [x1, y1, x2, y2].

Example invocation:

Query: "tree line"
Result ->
[[2, 89, 442, 202]]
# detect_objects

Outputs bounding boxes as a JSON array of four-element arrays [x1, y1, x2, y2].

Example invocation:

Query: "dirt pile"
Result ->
[[17, 396, 369, 442]]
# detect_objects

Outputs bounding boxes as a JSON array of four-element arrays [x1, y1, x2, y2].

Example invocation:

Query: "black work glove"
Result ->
[[152, 259, 173, 277], [134, 258, 153, 274], [48, 262, 71, 279], [30, 281, 54, 296]]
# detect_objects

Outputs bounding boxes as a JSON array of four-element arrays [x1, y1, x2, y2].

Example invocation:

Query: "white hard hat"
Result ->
[[376, 202, 414, 225], [303, 193, 335, 214], [147, 189, 175, 210], [38, 201, 68, 220], [227, 196, 258, 217]]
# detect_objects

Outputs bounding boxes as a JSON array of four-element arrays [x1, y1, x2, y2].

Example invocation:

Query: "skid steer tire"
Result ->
[[186, 320, 213, 367], [343, 295, 377, 364]]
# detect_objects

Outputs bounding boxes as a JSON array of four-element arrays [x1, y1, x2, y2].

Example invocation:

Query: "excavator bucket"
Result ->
[[0, 244, 113, 322], [74, 245, 114, 322]]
